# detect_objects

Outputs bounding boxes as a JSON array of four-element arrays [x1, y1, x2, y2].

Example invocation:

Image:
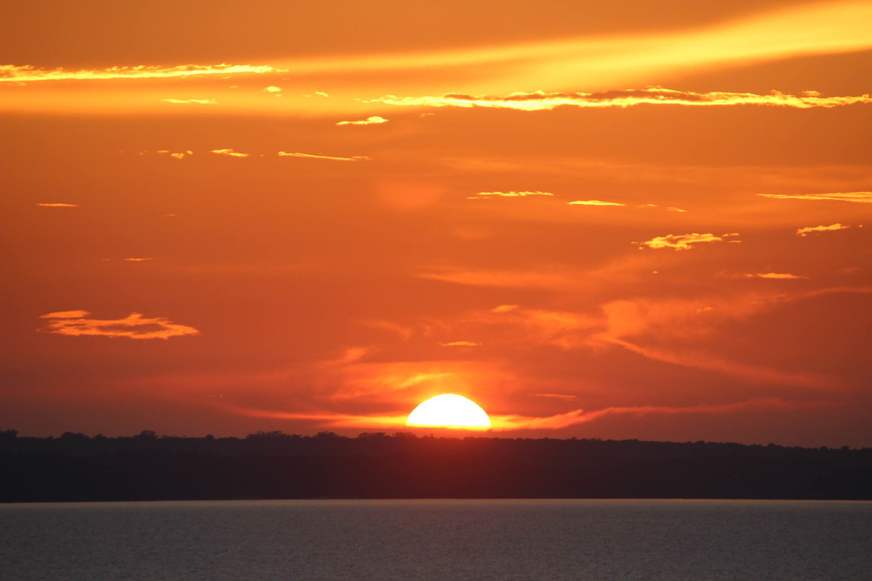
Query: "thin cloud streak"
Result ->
[[40, 311, 199, 340], [638, 232, 739, 251], [161, 98, 217, 105], [440, 340, 481, 348], [229, 398, 813, 431], [467, 191, 554, 200], [372, 88, 872, 111], [229, 406, 409, 429], [277, 151, 369, 161], [796, 223, 852, 236], [336, 115, 388, 126], [605, 337, 829, 388], [0, 64, 278, 83], [155, 149, 193, 159], [760, 192, 872, 204], [568, 199, 625, 206], [210, 148, 250, 158], [493, 399, 811, 430], [36, 202, 78, 208], [744, 272, 806, 280]]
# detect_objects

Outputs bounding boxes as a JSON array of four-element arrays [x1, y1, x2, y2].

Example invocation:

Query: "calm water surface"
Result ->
[[1, 499, 871, 580]]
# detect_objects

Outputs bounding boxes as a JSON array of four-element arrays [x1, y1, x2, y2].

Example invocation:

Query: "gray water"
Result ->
[[1, 500, 871, 580]]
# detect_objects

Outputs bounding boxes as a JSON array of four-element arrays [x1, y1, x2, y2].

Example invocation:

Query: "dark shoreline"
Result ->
[[3, 431, 871, 502]]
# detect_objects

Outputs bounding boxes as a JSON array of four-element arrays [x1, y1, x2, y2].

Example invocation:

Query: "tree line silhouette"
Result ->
[[1, 429, 870, 501]]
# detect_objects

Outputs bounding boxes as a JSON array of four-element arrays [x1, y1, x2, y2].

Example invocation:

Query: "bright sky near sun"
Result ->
[[1, 0, 871, 445]]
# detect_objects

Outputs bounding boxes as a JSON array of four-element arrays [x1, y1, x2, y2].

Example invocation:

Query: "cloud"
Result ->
[[161, 98, 217, 105], [210, 148, 250, 158], [587, 296, 830, 388], [440, 340, 480, 348], [263, 85, 283, 94], [759, 192, 872, 204], [796, 223, 852, 236], [0, 64, 279, 83], [336, 115, 389, 126], [123, 257, 153, 263], [371, 88, 872, 111], [638, 232, 739, 251], [228, 398, 806, 431], [155, 149, 193, 160], [467, 191, 554, 200], [493, 399, 806, 430], [568, 199, 625, 206], [419, 268, 572, 289], [744, 272, 806, 280], [277, 151, 369, 161], [606, 337, 828, 388], [41, 310, 89, 319], [229, 406, 408, 429], [474, 305, 598, 350], [36, 202, 78, 208], [39, 311, 199, 340]]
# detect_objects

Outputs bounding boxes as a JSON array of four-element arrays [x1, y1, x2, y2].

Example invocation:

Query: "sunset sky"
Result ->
[[2, 0, 871, 445]]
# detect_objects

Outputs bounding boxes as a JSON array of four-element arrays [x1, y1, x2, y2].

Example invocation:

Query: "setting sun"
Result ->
[[406, 394, 492, 430]]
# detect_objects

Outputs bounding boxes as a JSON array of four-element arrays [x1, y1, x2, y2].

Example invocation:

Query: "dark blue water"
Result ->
[[1, 499, 870, 580]]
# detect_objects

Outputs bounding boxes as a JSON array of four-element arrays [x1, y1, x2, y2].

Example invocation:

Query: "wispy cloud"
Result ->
[[229, 398, 806, 431], [0, 64, 278, 83], [155, 149, 193, 160], [161, 98, 217, 105], [638, 232, 739, 251], [638, 204, 689, 212], [533, 393, 578, 400], [759, 192, 872, 204], [228, 406, 409, 429], [420, 268, 572, 289], [493, 399, 806, 430], [467, 191, 554, 200], [580, 297, 828, 388], [336, 115, 389, 126], [568, 199, 625, 206], [210, 148, 250, 158], [39, 311, 199, 340], [36, 202, 78, 208], [263, 85, 283, 94], [796, 223, 852, 236], [277, 151, 369, 162], [744, 272, 806, 280], [41, 310, 89, 319], [123, 257, 154, 263], [440, 340, 480, 348], [372, 88, 872, 111]]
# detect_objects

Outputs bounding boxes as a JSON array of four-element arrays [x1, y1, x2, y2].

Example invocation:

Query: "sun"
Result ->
[[406, 394, 492, 430]]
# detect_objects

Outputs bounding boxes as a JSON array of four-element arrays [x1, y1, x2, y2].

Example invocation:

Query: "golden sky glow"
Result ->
[[2, 0, 872, 445]]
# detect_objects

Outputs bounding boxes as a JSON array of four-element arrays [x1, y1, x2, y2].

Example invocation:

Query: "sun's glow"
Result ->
[[406, 394, 492, 430]]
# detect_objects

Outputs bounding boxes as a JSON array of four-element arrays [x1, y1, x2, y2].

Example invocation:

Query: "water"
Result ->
[[1, 499, 871, 580]]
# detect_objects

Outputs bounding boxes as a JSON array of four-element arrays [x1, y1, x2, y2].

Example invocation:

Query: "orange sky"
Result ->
[[1, 0, 871, 445]]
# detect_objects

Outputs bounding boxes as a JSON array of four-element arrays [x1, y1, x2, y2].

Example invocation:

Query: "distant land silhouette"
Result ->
[[2, 429, 871, 502]]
